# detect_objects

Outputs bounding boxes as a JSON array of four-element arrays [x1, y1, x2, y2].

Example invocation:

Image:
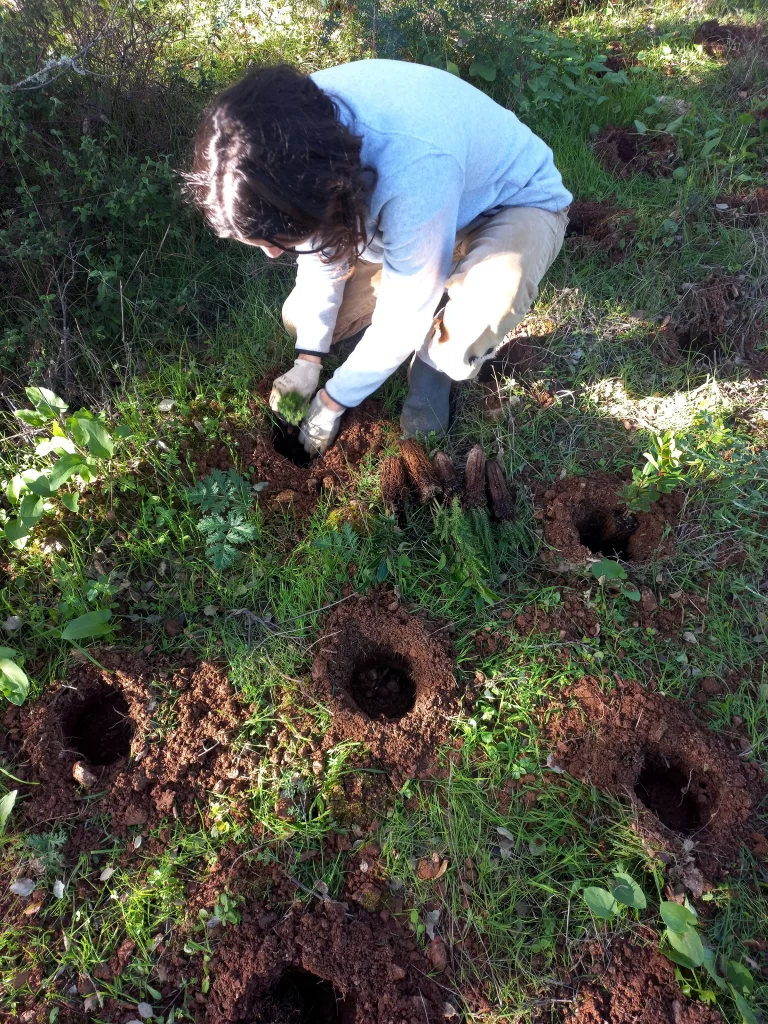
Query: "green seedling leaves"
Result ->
[[19, 494, 44, 528], [47, 453, 87, 491], [2, 519, 30, 549], [61, 493, 79, 512], [591, 558, 627, 581], [733, 991, 758, 1024], [60, 609, 113, 641], [582, 886, 618, 919], [68, 411, 114, 458], [666, 922, 705, 966], [15, 409, 49, 427], [25, 387, 68, 418], [660, 901, 697, 931], [633, 119, 648, 134], [0, 789, 17, 834], [276, 391, 310, 427], [23, 469, 54, 497], [611, 871, 646, 909], [0, 649, 30, 705], [35, 436, 77, 456], [446, 60, 460, 76], [727, 962, 754, 996], [469, 61, 497, 82], [5, 476, 24, 503]]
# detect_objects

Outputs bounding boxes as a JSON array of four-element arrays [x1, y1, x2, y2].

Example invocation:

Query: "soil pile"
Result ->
[[311, 592, 458, 780], [545, 676, 767, 878], [566, 200, 637, 260], [564, 938, 724, 1023], [538, 473, 679, 567], [12, 653, 249, 833], [715, 188, 768, 226], [203, 899, 450, 1024], [594, 126, 680, 178], [693, 19, 764, 56]]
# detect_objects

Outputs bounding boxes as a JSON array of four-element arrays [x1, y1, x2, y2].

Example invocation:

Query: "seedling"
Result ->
[[277, 391, 310, 427], [621, 431, 685, 513]]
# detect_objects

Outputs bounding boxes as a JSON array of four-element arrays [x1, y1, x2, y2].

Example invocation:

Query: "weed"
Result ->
[[186, 469, 261, 570]]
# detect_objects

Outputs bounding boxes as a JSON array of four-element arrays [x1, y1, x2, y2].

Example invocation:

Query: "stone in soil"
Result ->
[[565, 199, 637, 261], [593, 125, 680, 178], [544, 676, 767, 879], [203, 899, 447, 1024], [539, 472, 679, 567], [12, 653, 251, 835], [311, 591, 459, 780], [563, 938, 725, 1023]]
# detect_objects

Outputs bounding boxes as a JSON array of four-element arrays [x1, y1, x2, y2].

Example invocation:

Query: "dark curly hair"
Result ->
[[185, 64, 375, 263]]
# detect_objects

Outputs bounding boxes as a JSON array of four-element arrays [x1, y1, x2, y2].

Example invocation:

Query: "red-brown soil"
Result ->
[[566, 200, 637, 261], [544, 676, 767, 878], [538, 473, 680, 567], [654, 274, 766, 370], [593, 126, 680, 178], [310, 592, 459, 781], [187, 369, 395, 520], [715, 188, 768, 226], [9, 653, 251, 834], [564, 938, 724, 1023], [203, 899, 451, 1024], [693, 19, 765, 57]]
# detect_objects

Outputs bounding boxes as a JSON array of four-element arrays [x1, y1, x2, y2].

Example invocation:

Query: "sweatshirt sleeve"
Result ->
[[324, 154, 463, 408], [288, 245, 354, 355]]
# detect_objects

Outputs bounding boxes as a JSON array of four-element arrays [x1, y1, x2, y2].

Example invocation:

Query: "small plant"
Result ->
[[25, 827, 68, 880], [2, 387, 125, 550], [590, 559, 641, 601], [199, 891, 242, 930], [0, 646, 30, 705], [277, 391, 310, 427], [621, 431, 686, 512], [187, 468, 260, 570]]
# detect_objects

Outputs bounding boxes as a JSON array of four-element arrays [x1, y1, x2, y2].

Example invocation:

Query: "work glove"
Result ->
[[269, 358, 322, 415], [299, 393, 345, 457]]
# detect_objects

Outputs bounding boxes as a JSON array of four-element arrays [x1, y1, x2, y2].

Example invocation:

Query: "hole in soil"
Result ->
[[350, 651, 416, 720], [271, 422, 311, 468], [572, 502, 639, 559], [64, 687, 133, 765], [634, 752, 703, 834], [256, 967, 353, 1024]]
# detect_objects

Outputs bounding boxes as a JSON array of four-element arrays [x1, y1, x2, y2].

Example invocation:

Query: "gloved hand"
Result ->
[[269, 358, 322, 415], [299, 392, 345, 457]]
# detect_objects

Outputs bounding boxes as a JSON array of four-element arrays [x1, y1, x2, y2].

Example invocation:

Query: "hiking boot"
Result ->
[[400, 356, 451, 438]]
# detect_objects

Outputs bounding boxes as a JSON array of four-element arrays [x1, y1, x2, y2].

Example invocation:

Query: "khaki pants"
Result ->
[[284, 205, 568, 377]]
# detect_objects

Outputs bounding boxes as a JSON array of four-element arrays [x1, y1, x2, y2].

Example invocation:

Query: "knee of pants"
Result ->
[[282, 290, 300, 339]]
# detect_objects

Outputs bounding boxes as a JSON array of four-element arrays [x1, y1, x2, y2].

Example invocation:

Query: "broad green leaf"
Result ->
[[591, 558, 627, 581], [621, 587, 642, 602], [5, 476, 25, 504], [663, 947, 699, 970], [47, 453, 87, 490], [61, 609, 113, 641], [15, 409, 49, 427], [582, 886, 617, 919], [114, 424, 132, 439], [0, 658, 30, 705], [0, 789, 17, 833], [78, 417, 113, 459], [25, 387, 68, 417], [446, 60, 460, 76], [36, 437, 77, 456], [19, 494, 44, 528], [0, 647, 19, 659], [633, 119, 648, 134], [666, 925, 705, 966], [2, 519, 30, 549], [702, 946, 726, 989], [660, 901, 697, 932], [23, 470, 54, 497], [672, 166, 688, 180], [61, 492, 79, 513], [733, 991, 758, 1024], [727, 962, 754, 996], [469, 61, 497, 82], [611, 872, 646, 909]]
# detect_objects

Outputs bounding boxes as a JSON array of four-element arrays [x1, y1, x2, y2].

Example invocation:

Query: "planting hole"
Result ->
[[573, 502, 638, 559], [271, 422, 311, 467], [64, 686, 133, 766], [258, 967, 352, 1024], [350, 650, 416, 720], [634, 752, 703, 834]]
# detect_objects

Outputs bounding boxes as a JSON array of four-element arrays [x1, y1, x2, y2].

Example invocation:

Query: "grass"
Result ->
[[1, 0, 767, 1020]]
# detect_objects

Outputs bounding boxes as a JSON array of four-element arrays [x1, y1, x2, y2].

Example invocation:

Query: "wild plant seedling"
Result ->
[[620, 431, 685, 513], [186, 468, 260, 570], [277, 391, 310, 427]]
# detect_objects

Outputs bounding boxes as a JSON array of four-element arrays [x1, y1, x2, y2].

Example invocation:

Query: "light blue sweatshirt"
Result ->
[[290, 59, 572, 407]]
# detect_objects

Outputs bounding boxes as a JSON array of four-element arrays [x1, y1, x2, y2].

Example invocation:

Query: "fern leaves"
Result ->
[[187, 470, 259, 570]]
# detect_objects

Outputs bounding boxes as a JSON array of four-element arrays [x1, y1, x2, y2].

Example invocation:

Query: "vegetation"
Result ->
[[1, 0, 766, 1021]]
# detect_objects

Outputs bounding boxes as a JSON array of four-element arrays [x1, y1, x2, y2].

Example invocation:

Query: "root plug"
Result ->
[[463, 444, 487, 509], [486, 461, 516, 521], [400, 440, 442, 504]]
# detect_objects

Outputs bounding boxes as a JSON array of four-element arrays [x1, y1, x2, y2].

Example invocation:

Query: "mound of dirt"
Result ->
[[593, 126, 680, 178], [564, 938, 724, 1023], [188, 369, 395, 520], [203, 899, 451, 1024], [544, 676, 767, 878], [538, 473, 679, 567], [12, 653, 250, 833], [715, 188, 768, 226], [310, 592, 459, 781], [566, 200, 637, 260], [693, 19, 764, 56]]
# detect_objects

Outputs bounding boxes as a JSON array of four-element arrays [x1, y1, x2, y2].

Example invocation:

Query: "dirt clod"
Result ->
[[566, 200, 637, 260], [311, 592, 458, 780], [693, 19, 764, 56], [539, 473, 678, 566], [204, 900, 446, 1024], [545, 676, 767, 877], [594, 125, 680, 178]]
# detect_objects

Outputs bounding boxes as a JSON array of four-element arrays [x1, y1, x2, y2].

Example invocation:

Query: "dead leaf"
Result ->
[[417, 852, 449, 881]]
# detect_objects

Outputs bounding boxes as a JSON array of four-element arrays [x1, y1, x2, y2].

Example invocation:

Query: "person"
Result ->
[[187, 59, 571, 455]]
